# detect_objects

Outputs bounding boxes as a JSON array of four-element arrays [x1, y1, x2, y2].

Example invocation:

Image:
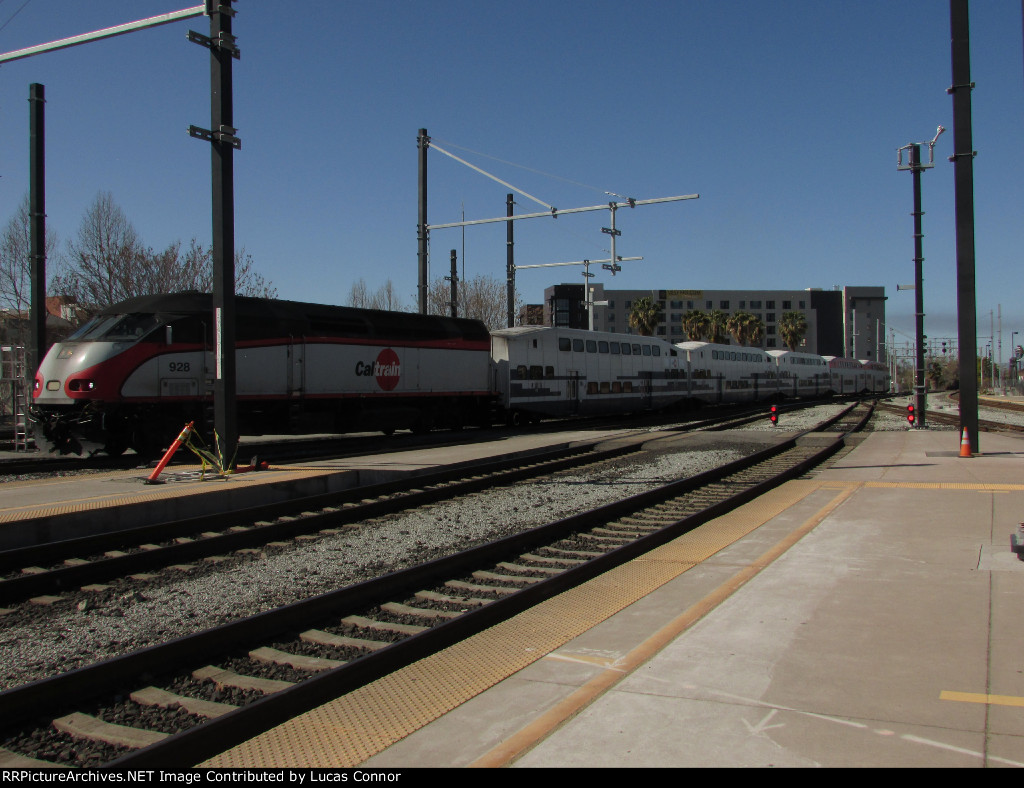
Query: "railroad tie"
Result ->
[[414, 589, 492, 607], [130, 686, 238, 718], [300, 628, 391, 652], [192, 665, 295, 694], [339, 614, 429, 636], [472, 569, 544, 585], [518, 552, 587, 566], [52, 712, 168, 749], [380, 601, 463, 620], [496, 561, 563, 576], [248, 646, 345, 672], [444, 579, 518, 596]]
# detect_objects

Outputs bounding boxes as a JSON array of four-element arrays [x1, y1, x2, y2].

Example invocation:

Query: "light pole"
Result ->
[[898, 126, 944, 427]]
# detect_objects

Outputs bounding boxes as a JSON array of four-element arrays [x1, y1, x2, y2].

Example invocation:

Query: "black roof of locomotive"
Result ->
[[97, 293, 491, 343]]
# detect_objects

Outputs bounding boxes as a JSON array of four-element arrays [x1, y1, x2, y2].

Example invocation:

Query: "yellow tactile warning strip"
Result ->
[[864, 482, 1024, 491], [201, 478, 847, 768], [0, 467, 339, 524]]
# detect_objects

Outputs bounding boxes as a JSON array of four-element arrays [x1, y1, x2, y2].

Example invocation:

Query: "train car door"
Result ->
[[567, 370, 581, 414], [287, 338, 305, 398], [640, 370, 653, 409]]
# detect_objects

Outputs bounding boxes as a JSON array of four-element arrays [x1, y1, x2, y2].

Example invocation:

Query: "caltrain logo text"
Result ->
[[355, 348, 401, 391]]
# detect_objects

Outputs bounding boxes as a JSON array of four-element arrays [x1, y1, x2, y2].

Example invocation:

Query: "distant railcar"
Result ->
[[490, 326, 686, 425]]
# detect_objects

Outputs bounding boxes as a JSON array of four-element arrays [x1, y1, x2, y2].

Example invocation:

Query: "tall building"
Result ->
[[541, 283, 886, 360]]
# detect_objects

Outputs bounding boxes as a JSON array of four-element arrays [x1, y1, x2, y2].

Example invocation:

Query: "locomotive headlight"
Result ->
[[57, 348, 74, 359], [68, 379, 96, 392]]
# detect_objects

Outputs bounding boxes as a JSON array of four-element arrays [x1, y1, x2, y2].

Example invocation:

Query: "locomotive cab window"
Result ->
[[559, 338, 571, 351], [572, 339, 584, 352]]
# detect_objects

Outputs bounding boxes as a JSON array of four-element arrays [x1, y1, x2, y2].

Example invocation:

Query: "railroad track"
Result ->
[[875, 401, 1024, 433], [0, 442, 644, 606], [0, 399, 847, 604], [0, 402, 872, 769]]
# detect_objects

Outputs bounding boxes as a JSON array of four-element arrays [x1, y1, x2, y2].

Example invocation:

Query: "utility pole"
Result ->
[[189, 0, 240, 466], [898, 128, 943, 428], [29, 84, 46, 382], [949, 0, 979, 453], [506, 194, 515, 327], [417, 128, 429, 314]]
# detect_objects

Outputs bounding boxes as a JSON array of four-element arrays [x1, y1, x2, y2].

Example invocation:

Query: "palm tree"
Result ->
[[778, 311, 809, 351], [726, 310, 764, 346], [707, 309, 728, 344], [628, 296, 662, 336], [680, 309, 710, 341]]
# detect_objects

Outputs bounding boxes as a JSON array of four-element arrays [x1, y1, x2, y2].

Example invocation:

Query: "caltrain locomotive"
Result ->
[[30, 294, 889, 456]]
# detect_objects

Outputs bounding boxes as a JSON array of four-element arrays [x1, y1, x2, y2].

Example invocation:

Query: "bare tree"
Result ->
[[51, 192, 276, 309], [346, 278, 408, 311], [426, 273, 514, 330], [0, 194, 61, 314]]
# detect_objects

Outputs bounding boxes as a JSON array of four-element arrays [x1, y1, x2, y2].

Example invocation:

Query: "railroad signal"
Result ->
[[907, 403, 916, 426], [769, 404, 778, 425]]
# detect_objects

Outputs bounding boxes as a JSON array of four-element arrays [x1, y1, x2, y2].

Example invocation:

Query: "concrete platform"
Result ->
[[0, 427, 646, 550], [203, 427, 1024, 768]]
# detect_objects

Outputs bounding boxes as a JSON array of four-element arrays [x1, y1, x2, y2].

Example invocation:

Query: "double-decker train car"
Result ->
[[31, 294, 494, 455], [490, 326, 686, 425], [676, 342, 778, 404], [860, 360, 890, 394], [768, 349, 831, 398], [826, 356, 868, 395]]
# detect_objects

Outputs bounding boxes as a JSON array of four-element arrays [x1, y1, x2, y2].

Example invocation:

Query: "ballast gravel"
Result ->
[[0, 402, 858, 692]]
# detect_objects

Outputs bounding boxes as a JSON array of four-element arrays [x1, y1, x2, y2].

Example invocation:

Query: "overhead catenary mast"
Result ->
[[417, 132, 698, 326]]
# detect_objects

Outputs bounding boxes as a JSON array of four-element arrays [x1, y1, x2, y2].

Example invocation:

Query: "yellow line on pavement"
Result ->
[[940, 691, 1024, 708]]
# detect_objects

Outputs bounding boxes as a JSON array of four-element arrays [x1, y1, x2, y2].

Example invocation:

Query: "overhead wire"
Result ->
[[0, 0, 33, 36]]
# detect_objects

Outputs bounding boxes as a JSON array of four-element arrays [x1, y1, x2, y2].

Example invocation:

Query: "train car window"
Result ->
[[532, 339, 538, 348], [598, 341, 609, 353], [652, 346, 660, 356], [515, 365, 528, 379], [166, 315, 208, 344], [66, 314, 120, 341], [623, 381, 633, 393], [611, 381, 622, 393], [587, 382, 599, 395], [610, 342, 620, 354], [586, 340, 597, 353], [559, 338, 571, 351], [631, 344, 641, 355], [642, 346, 651, 356], [621, 344, 631, 356], [529, 366, 543, 380], [600, 381, 610, 394], [572, 339, 584, 352], [670, 349, 677, 357], [545, 366, 554, 378], [99, 314, 161, 341]]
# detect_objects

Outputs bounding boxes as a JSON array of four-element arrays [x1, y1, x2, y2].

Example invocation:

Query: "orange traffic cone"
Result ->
[[959, 428, 972, 458]]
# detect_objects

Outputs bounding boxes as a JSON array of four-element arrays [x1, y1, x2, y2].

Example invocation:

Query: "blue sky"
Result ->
[[0, 1, 1021, 358]]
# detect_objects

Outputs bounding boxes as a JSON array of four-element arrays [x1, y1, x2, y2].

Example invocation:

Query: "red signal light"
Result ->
[[769, 404, 778, 425], [907, 403, 915, 425]]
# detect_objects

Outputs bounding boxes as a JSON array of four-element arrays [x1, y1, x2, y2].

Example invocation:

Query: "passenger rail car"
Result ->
[[31, 294, 494, 455], [676, 342, 778, 404], [826, 356, 868, 395], [491, 326, 686, 424], [860, 361, 889, 394], [768, 350, 830, 398]]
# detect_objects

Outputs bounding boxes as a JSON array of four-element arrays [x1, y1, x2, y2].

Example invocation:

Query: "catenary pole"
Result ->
[[949, 0, 979, 453]]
